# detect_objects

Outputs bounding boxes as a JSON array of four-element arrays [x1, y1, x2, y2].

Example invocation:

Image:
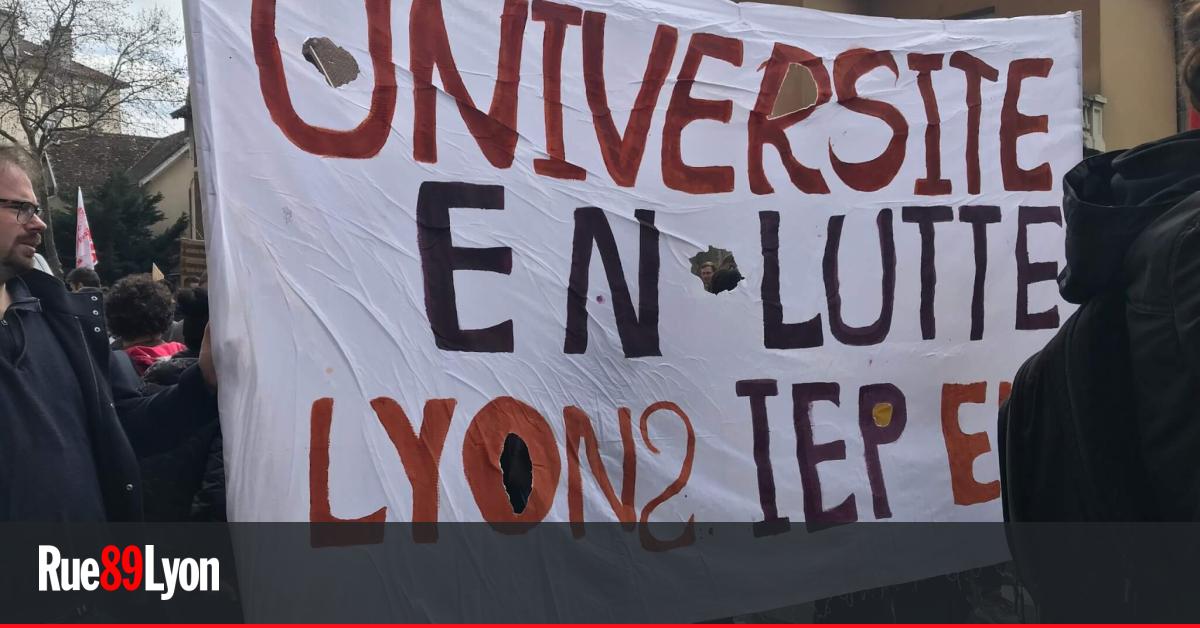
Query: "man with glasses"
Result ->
[[0, 147, 218, 521]]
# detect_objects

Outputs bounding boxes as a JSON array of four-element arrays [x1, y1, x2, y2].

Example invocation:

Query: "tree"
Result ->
[[0, 0, 185, 276], [53, 170, 187, 284]]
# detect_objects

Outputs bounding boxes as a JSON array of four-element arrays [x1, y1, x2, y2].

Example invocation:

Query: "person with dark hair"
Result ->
[[165, 284, 192, 344], [106, 274, 187, 375], [65, 267, 101, 293], [709, 255, 743, 294], [0, 147, 217, 522], [145, 289, 209, 385]]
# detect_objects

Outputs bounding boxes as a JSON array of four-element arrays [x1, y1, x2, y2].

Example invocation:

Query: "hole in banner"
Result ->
[[301, 37, 360, 88], [770, 62, 819, 118], [500, 433, 532, 514], [690, 247, 743, 295]]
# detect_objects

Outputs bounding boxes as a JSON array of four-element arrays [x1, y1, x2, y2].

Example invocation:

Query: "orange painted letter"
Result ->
[[371, 397, 455, 542], [564, 406, 636, 537], [463, 397, 562, 533], [940, 383, 1000, 505], [638, 402, 695, 551], [309, 398, 386, 546]]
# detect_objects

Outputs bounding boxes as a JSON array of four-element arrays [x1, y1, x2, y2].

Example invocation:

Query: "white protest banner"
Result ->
[[187, 0, 1080, 616]]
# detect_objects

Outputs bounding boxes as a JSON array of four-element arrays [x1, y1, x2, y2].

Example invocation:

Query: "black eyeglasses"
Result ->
[[0, 199, 41, 225]]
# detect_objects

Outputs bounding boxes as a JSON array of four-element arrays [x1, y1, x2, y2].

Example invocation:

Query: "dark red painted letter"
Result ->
[[1000, 58, 1054, 191], [662, 33, 744, 194], [829, 49, 909, 192], [749, 44, 832, 195], [252, 0, 396, 158], [411, 0, 528, 167]]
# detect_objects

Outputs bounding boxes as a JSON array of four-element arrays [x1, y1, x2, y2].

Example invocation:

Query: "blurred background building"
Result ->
[[757, 0, 1190, 153]]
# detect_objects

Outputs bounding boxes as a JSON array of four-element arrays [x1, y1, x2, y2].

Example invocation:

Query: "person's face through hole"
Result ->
[[699, 264, 715, 288]]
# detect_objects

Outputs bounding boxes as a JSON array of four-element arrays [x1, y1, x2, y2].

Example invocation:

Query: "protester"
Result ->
[[0, 145, 217, 521], [1002, 0, 1200, 521], [697, 257, 743, 295], [165, 283, 192, 344], [106, 273, 188, 376], [142, 288, 226, 522], [1000, 1, 1200, 618], [698, 261, 716, 291], [144, 289, 209, 387], [709, 255, 743, 294], [65, 267, 101, 293]]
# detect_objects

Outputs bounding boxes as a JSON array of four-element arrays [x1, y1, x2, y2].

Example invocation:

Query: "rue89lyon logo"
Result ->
[[38, 545, 219, 600]]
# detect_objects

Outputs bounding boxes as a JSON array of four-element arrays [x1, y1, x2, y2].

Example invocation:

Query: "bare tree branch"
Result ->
[[0, 0, 185, 276], [0, 119, 25, 146]]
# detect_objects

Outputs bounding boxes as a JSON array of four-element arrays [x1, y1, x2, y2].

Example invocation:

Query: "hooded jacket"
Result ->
[[1001, 130, 1200, 521], [5, 270, 218, 521]]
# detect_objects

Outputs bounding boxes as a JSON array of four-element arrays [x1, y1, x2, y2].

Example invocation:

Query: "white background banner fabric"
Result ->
[[187, 0, 1081, 534]]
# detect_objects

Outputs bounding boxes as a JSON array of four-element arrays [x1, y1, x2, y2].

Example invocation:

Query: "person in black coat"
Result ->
[[1003, 3, 1200, 523], [143, 288, 226, 521], [999, 4, 1200, 620], [0, 147, 218, 521]]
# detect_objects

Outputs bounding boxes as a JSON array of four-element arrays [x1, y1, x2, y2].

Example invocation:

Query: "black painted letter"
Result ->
[[959, 206, 1001, 341], [564, 208, 661, 357], [760, 211, 824, 349], [823, 210, 896, 346], [417, 181, 514, 352], [902, 206, 953, 340], [858, 383, 907, 520], [1016, 206, 1062, 331], [792, 382, 857, 530], [736, 379, 791, 536]]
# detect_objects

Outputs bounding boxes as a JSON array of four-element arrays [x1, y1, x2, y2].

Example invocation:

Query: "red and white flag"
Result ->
[[75, 187, 98, 269]]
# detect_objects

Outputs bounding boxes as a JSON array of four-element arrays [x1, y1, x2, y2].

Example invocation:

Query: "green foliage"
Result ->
[[54, 171, 188, 285]]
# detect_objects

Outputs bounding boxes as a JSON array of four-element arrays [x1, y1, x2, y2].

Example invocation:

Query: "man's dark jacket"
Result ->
[[14, 270, 217, 521], [1001, 129, 1200, 521]]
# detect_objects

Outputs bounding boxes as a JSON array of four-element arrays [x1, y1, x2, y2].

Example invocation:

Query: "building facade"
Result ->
[[755, 0, 1187, 151], [0, 8, 125, 145], [127, 130, 192, 236]]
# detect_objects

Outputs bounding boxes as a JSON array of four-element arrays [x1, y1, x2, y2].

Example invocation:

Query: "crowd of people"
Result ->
[[99, 273, 225, 522], [0, 144, 221, 522]]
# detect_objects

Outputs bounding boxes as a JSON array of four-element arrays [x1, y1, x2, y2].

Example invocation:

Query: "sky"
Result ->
[[131, 0, 184, 46], [129, 0, 187, 135]]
